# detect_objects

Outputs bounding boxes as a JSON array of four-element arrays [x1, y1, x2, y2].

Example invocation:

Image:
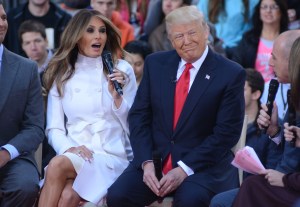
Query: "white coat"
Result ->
[[46, 53, 137, 204]]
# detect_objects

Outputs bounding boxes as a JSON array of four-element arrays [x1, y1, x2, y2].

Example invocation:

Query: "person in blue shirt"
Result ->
[[197, 0, 259, 59]]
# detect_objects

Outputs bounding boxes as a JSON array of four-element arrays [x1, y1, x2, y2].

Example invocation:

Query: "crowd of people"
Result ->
[[1, 0, 300, 207]]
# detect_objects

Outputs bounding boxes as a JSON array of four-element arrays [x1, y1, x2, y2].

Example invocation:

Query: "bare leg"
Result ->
[[58, 179, 81, 207], [38, 155, 77, 207]]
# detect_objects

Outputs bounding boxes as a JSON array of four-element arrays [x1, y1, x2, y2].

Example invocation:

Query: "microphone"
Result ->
[[287, 89, 297, 147], [102, 50, 123, 96], [262, 79, 279, 134], [152, 151, 163, 203]]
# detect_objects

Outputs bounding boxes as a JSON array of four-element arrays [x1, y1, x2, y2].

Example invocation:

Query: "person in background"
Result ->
[[232, 0, 288, 82], [4, 0, 71, 56], [210, 68, 282, 207], [148, 0, 192, 52], [116, 0, 149, 38], [233, 33, 300, 207], [90, 0, 134, 47], [59, 0, 90, 16], [287, 0, 300, 29], [0, 1, 44, 206], [197, 0, 259, 59], [18, 19, 56, 176], [232, 0, 289, 121], [107, 6, 245, 207], [38, 9, 137, 207], [18, 20, 54, 75], [124, 40, 152, 86]]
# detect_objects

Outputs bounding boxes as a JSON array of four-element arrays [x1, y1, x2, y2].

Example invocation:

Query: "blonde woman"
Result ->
[[38, 9, 137, 207]]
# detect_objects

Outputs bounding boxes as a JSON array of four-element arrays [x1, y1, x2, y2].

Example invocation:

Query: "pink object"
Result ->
[[231, 146, 265, 175]]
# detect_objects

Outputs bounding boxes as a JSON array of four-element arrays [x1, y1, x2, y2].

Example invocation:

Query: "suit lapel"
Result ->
[[161, 52, 181, 133], [173, 49, 217, 135], [0, 49, 19, 113]]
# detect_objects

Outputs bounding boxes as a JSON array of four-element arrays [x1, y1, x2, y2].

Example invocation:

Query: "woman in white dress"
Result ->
[[38, 9, 137, 207]]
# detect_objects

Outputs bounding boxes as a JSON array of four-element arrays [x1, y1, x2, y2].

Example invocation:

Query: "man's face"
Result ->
[[0, 5, 7, 44], [269, 39, 289, 83], [168, 20, 209, 63], [124, 53, 144, 82], [29, 0, 49, 7], [21, 32, 48, 62], [91, 0, 116, 19]]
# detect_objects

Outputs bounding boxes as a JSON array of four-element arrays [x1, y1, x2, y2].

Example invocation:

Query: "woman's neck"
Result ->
[[261, 24, 280, 41]]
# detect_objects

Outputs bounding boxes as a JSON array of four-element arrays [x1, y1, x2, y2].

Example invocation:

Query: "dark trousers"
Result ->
[[107, 163, 216, 207], [0, 158, 39, 207]]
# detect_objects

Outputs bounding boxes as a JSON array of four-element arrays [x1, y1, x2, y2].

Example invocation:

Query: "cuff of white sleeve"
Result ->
[[177, 160, 194, 176], [2, 144, 20, 160]]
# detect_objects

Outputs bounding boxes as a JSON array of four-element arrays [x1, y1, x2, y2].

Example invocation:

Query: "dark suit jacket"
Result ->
[[128, 48, 246, 192], [0, 48, 44, 168]]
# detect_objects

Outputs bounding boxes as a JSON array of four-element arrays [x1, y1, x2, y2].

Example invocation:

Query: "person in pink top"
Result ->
[[232, 0, 289, 82]]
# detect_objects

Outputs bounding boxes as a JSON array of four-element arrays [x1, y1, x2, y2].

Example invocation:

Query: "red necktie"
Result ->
[[163, 63, 193, 175]]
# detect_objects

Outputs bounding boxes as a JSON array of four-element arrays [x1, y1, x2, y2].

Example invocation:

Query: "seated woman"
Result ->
[[38, 9, 137, 207]]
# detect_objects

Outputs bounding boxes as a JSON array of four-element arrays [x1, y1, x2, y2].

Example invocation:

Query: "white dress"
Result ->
[[46, 53, 137, 204]]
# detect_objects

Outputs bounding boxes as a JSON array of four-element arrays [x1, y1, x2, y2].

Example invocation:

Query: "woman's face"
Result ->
[[260, 0, 281, 25], [162, 0, 183, 16], [78, 16, 107, 58]]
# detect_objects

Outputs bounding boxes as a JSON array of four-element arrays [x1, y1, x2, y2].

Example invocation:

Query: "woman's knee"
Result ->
[[59, 187, 80, 205], [45, 156, 72, 178]]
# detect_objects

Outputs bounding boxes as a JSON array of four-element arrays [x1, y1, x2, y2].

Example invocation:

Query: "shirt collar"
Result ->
[[179, 45, 209, 71]]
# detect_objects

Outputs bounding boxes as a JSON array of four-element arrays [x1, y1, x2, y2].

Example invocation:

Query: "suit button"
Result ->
[[171, 140, 175, 144]]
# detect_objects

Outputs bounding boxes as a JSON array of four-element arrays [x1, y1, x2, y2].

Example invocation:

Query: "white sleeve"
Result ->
[[46, 84, 74, 155], [112, 60, 137, 135]]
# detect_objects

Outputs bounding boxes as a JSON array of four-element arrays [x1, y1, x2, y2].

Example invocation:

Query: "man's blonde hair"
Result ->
[[165, 6, 207, 34]]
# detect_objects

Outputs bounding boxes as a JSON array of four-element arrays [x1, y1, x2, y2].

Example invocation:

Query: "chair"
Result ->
[[231, 115, 248, 185], [34, 143, 43, 175]]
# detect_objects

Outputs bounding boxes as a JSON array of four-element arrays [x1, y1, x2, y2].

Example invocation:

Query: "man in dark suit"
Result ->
[[0, 1, 44, 206], [107, 6, 245, 207]]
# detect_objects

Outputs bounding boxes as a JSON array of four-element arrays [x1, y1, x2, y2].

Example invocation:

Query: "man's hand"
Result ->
[[257, 103, 279, 136], [158, 167, 187, 197], [261, 169, 285, 187], [0, 149, 11, 168], [143, 161, 161, 195]]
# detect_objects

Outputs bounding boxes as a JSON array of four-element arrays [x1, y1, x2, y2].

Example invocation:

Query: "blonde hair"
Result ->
[[165, 6, 207, 34], [43, 9, 124, 96]]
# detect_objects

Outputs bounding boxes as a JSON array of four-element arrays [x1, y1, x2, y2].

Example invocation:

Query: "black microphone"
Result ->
[[287, 89, 297, 147], [102, 50, 123, 96], [152, 151, 163, 203], [262, 79, 279, 134]]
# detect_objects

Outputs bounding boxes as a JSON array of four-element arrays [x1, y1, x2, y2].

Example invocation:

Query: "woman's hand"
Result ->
[[107, 69, 127, 107], [66, 145, 94, 163], [284, 123, 300, 147], [261, 169, 285, 187]]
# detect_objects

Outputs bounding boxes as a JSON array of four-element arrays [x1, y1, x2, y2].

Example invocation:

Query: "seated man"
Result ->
[[107, 6, 245, 207], [0, 1, 44, 206]]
